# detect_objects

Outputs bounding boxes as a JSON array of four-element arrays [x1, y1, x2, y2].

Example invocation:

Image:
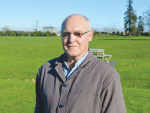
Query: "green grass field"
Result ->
[[0, 36, 150, 113]]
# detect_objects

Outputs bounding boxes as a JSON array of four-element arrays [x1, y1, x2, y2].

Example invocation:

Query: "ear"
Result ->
[[88, 30, 93, 42]]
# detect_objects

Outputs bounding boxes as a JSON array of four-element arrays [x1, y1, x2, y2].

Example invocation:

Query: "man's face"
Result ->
[[61, 15, 93, 60]]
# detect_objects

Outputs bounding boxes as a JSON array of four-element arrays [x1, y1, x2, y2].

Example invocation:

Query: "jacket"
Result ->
[[34, 51, 126, 113]]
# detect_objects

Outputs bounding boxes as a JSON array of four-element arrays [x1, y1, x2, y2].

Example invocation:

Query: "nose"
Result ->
[[68, 33, 76, 43]]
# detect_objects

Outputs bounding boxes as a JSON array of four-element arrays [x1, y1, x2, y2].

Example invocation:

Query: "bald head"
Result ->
[[61, 14, 92, 32]]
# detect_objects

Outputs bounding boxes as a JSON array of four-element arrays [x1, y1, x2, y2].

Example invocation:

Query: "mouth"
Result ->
[[67, 46, 77, 48]]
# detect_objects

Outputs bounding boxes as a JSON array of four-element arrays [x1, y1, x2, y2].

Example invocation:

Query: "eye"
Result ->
[[74, 32, 81, 37], [61, 32, 69, 37], [66, 32, 70, 36]]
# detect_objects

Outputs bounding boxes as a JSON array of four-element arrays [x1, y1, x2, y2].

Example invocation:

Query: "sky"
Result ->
[[0, 0, 150, 32]]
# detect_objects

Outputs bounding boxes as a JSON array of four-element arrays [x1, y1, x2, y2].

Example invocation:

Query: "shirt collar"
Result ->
[[63, 51, 89, 70]]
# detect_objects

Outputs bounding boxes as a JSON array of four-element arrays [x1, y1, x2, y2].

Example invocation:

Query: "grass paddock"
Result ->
[[0, 36, 150, 113]]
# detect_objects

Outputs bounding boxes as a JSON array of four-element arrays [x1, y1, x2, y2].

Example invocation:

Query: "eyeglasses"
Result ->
[[61, 30, 90, 38]]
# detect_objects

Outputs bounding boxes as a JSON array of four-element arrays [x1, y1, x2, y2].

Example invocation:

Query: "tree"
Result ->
[[121, 32, 124, 36], [93, 30, 100, 36], [13, 33, 16, 36], [12, 31, 18, 36], [0, 31, 4, 36], [124, 0, 137, 36], [137, 16, 144, 33], [2, 26, 9, 33], [5, 30, 12, 36], [46, 31, 51, 36], [146, 7, 150, 32], [31, 32, 34, 36], [116, 31, 120, 36], [51, 32, 57, 36], [34, 31, 38, 36], [38, 31, 44, 36], [18, 32, 23, 36], [112, 32, 116, 35], [23, 32, 29, 36]]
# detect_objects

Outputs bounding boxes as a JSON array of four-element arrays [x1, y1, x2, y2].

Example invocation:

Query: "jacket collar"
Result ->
[[54, 50, 95, 82]]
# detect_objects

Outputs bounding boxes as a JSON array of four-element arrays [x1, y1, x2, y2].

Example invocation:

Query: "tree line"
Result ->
[[93, 30, 150, 36], [0, 30, 57, 36]]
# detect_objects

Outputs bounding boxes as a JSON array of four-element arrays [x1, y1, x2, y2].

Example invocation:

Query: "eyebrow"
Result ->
[[63, 30, 82, 33]]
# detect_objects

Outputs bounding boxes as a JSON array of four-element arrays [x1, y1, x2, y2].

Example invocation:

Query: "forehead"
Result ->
[[64, 15, 88, 32]]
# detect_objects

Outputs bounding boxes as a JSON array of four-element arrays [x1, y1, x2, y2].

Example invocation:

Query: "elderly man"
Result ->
[[35, 14, 126, 113]]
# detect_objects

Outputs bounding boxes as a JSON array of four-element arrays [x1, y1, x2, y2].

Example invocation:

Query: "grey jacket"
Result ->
[[35, 51, 126, 113]]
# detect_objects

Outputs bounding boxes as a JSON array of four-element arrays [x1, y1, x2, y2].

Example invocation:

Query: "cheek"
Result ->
[[75, 39, 82, 45], [62, 39, 67, 46], [76, 38, 89, 47]]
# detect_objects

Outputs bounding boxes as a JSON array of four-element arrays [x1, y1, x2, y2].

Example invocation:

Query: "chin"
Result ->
[[66, 51, 79, 57], [68, 52, 79, 57]]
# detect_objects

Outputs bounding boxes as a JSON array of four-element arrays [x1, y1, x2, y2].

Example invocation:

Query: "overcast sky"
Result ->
[[0, 0, 150, 32]]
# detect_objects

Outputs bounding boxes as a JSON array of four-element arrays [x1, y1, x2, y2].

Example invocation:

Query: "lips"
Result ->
[[67, 45, 77, 47], [68, 46, 76, 47], [67, 45, 78, 49], [68, 46, 77, 48]]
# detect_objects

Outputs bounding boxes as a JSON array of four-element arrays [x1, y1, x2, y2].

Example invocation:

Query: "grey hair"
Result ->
[[61, 14, 92, 32]]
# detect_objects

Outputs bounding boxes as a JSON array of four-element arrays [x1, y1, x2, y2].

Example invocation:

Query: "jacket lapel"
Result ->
[[55, 54, 66, 83]]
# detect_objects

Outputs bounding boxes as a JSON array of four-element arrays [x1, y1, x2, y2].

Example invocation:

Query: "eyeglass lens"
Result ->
[[61, 30, 90, 38]]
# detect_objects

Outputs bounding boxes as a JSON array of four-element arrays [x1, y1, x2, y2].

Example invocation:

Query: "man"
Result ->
[[35, 14, 126, 113]]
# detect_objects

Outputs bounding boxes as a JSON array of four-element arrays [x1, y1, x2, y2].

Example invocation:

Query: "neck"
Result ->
[[65, 55, 78, 70], [65, 50, 89, 70]]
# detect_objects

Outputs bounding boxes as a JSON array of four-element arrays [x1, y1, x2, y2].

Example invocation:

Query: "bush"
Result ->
[[94, 31, 100, 36], [121, 32, 124, 36], [137, 33, 141, 37], [51, 32, 57, 36], [116, 31, 120, 36], [0, 31, 4, 36], [141, 32, 150, 36], [46, 31, 51, 36], [101, 32, 108, 34]]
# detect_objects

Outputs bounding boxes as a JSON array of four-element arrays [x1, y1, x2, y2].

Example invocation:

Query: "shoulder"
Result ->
[[40, 54, 64, 70], [85, 51, 119, 78], [91, 56, 117, 73], [42, 57, 59, 69], [86, 51, 116, 73], [37, 54, 64, 76], [88, 56, 120, 83]]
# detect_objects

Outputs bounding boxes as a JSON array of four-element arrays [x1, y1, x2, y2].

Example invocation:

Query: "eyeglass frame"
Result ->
[[61, 30, 91, 39]]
